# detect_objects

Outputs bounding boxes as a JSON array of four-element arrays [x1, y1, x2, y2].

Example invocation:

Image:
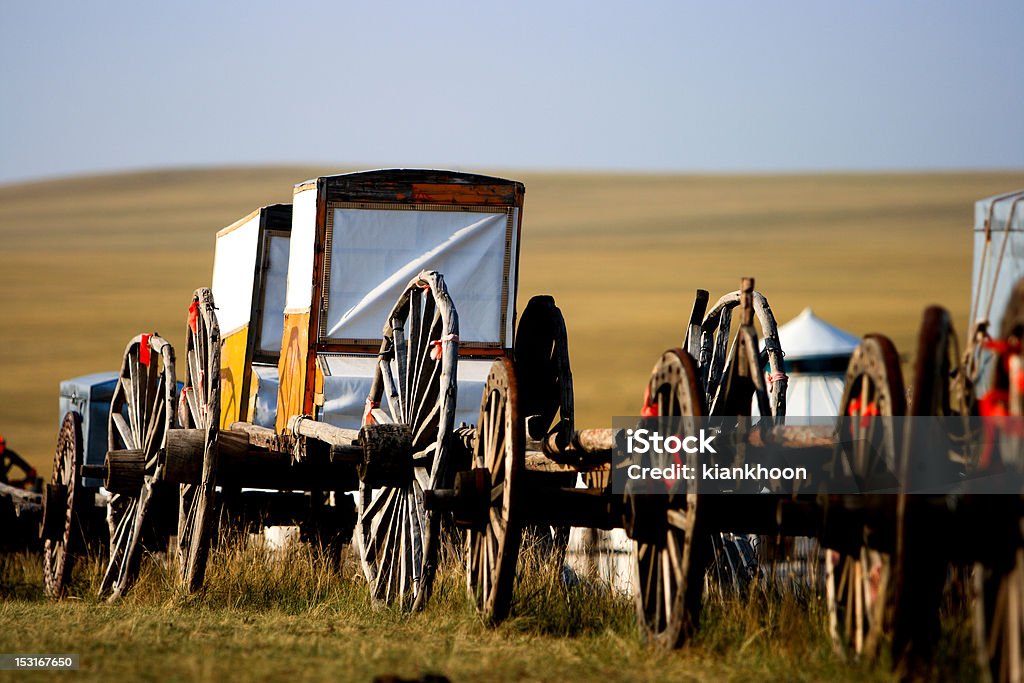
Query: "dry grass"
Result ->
[[0, 168, 1010, 679], [3, 168, 1023, 473], [0, 533, 941, 682]]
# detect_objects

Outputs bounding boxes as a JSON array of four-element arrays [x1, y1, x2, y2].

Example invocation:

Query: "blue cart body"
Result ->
[[58, 372, 119, 488]]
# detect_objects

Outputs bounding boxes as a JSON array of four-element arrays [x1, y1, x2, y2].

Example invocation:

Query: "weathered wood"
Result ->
[[698, 284, 787, 418], [164, 429, 248, 485], [0, 480, 42, 512], [524, 451, 611, 474], [177, 287, 221, 595], [317, 169, 524, 208], [684, 289, 710, 361], [100, 332, 175, 602], [357, 423, 412, 487], [356, 270, 460, 612], [103, 449, 145, 495], [747, 425, 836, 449], [466, 358, 522, 625], [287, 415, 360, 447], [228, 422, 291, 452]]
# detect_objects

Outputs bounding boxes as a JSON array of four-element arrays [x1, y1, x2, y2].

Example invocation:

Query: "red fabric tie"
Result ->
[[188, 301, 199, 334], [139, 333, 152, 366]]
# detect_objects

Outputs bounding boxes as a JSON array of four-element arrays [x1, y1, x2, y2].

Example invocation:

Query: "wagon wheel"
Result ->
[[356, 271, 458, 610], [41, 411, 84, 598], [973, 279, 1024, 683], [514, 295, 574, 562], [630, 348, 710, 649], [466, 357, 523, 624], [826, 334, 905, 659], [99, 333, 176, 600], [891, 306, 960, 671], [178, 288, 221, 593]]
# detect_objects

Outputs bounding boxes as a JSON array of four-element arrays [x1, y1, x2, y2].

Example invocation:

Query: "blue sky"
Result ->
[[1, 1, 1021, 184]]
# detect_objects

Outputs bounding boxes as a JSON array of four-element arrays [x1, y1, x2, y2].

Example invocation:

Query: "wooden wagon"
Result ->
[[82, 169, 581, 610]]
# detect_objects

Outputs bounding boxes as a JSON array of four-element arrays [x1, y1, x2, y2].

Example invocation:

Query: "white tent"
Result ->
[[772, 307, 860, 417], [751, 307, 859, 417]]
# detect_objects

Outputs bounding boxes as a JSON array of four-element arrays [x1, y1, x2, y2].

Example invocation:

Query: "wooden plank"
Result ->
[[276, 311, 310, 433]]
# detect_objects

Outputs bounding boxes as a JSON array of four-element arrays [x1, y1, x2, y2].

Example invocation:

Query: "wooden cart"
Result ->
[[90, 170, 578, 610]]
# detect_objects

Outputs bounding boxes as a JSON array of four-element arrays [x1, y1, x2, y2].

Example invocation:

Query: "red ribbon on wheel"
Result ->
[[139, 333, 152, 366]]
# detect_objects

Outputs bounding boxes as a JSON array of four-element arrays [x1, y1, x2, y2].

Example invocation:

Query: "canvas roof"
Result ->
[[774, 307, 860, 360]]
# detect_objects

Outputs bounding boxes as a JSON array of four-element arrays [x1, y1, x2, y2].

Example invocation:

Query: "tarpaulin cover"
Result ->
[[318, 354, 494, 430], [322, 207, 514, 345], [250, 364, 279, 429]]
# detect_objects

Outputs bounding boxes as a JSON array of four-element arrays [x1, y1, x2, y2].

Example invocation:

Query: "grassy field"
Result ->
[[1, 536, 971, 682], [1, 167, 1019, 681], [2, 167, 1023, 472]]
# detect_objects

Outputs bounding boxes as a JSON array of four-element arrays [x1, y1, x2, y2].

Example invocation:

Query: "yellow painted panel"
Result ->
[[276, 311, 310, 433], [219, 325, 249, 429]]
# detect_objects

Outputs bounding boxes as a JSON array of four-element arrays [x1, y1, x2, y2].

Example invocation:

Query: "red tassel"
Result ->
[[188, 301, 199, 334], [139, 333, 152, 366]]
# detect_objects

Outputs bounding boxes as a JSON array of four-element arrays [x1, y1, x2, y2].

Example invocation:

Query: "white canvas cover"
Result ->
[[971, 191, 1024, 336], [257, 234, 291, 355], [773, 307, 860, 359], [285, 186, 318, 312], [318, 354, 494, 429], [322, 207, 516, 346], [212, 214, 260, 336]]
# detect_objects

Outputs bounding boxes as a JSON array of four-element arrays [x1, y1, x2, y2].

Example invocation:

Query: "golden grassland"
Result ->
[[0, 537, 946, 683], [2, 167, 1024, 472]]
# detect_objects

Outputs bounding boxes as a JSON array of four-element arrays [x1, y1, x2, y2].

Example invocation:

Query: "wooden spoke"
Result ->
[[826, 334, 905, 660], [99, 333, 176, 601], [42, 411, 84, 598], [356, 271, 459, 611], [466, 358, 523, 625], [177, 288, 221, 594], [632, 348, 710, 649]]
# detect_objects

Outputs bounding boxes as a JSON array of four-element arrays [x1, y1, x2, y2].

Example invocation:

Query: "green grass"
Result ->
[[0, 536, 942, 682]]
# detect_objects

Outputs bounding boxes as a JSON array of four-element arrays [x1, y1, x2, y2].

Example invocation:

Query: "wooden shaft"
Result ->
[[162, 427, 359, 491], [740, 277, 754, 327], [747, 425, 835, 449], [228, 422, 290, 451], [538, 427, 616, 466], [519, 484, 619, 529], [287, 415, 360, 447]]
